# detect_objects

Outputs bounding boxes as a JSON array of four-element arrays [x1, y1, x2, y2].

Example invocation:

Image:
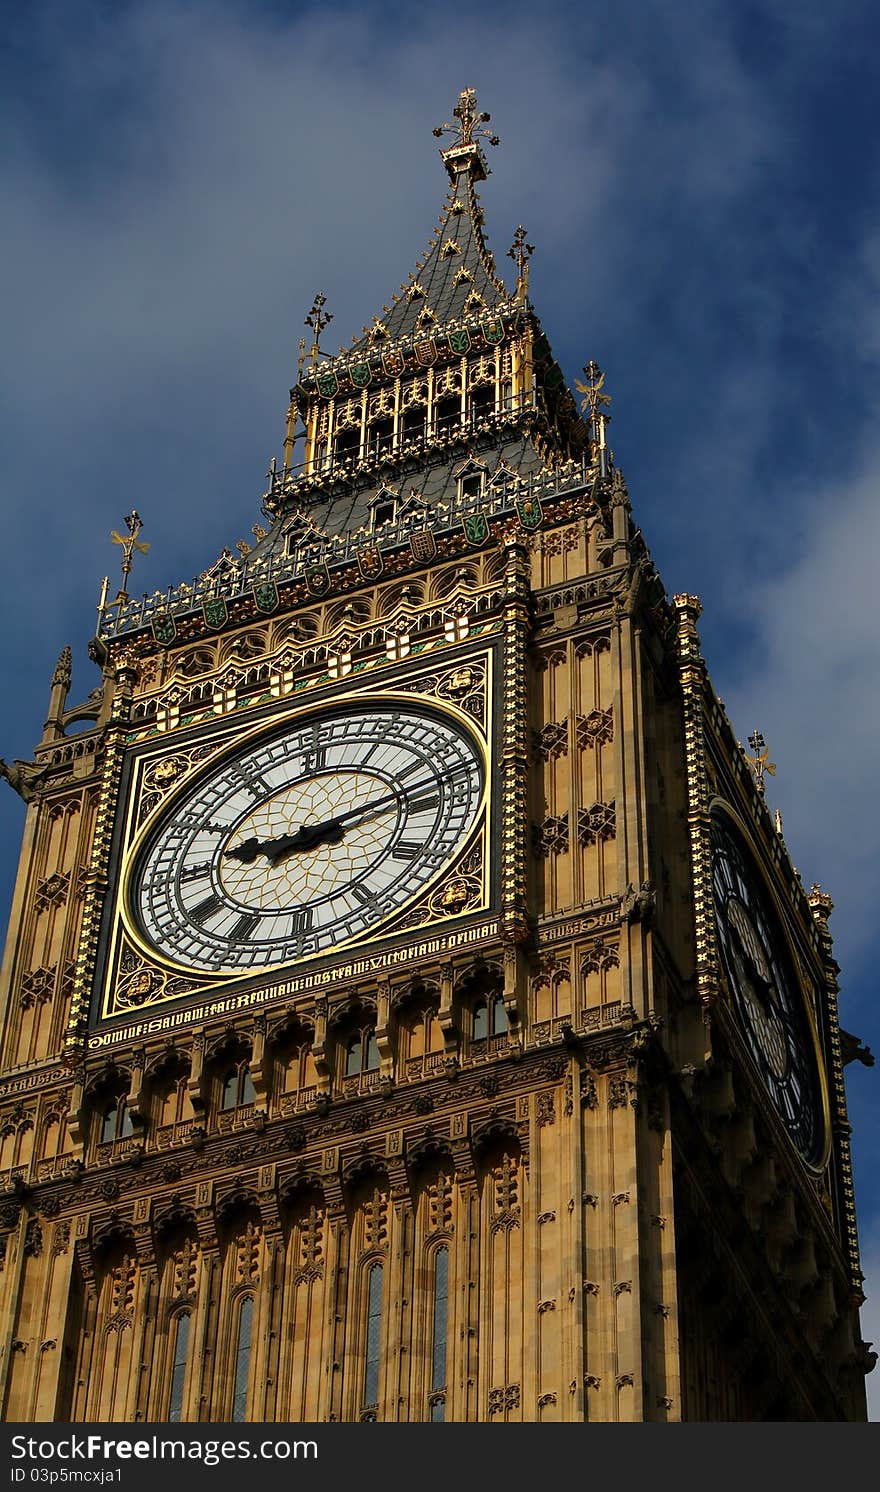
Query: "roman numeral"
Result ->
[[397, 759, 427, 782], [289, 907, 313, 936], [349, 884, 375, 906], [230, 912, 260, 943], [408, 793, 439, 814], [180, 862, 211, 883], [190, 893, 223, 925], [391, 839, 422, 860], [301, 748, 327, 774]]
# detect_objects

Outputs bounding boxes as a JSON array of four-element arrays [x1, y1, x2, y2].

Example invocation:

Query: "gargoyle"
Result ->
[[0, 758, 47, 804]]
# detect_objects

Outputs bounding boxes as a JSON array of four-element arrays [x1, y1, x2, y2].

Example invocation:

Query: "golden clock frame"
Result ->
[[85, 645, 498, 1030]]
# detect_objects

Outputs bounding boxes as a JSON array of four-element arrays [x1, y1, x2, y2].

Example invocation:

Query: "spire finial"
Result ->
[[507, 226, 534, 302], [433, 88, 499, 181], [305, 292, 333, 372], [744, 729, 777, 797], [576, 361, 612, 476], [110, 510, 150, 605]]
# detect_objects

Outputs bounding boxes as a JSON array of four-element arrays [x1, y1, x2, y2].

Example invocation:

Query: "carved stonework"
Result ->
[[34, 873, 70, 914], [19, 965, 56, 1010], [533, 814, 569, 857], [577, 800, 616, 846], [576, 708, 613, 749]]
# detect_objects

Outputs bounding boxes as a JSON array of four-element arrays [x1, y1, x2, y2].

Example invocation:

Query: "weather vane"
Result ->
[[508, 226, 535, 302], [109, 510, 150, 606], [433, 88, 499, 150], [305, 292, 333, 371], [744, 729, 777, 797]]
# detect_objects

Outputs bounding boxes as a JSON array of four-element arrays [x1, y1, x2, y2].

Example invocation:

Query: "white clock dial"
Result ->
[[130, 701, 484, 972]]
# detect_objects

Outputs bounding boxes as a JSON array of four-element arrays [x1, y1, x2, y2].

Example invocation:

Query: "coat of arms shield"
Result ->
[[152, 614, 177, 647], [305, 561, 331, 595], [357, 542, 384, 581], [462, 512, 489, 547], [410, 529, 437, 564], [415, 338, 437, 367], [252, 581, 279, 614], [350, 362, 371, 389], [202, 596, 228, 630]]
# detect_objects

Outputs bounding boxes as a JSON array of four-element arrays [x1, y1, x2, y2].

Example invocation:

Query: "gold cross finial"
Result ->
[[433, 88, 499, 150], [109, 510, 150, 604], [507, 226, 535, 301], [744, 729, 777, 797]]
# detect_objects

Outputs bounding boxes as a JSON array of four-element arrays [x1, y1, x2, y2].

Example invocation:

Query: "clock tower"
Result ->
[[0, 91, 872, 1422]]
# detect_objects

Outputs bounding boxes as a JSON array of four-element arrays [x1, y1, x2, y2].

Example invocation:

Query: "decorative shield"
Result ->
[[350, 362, 371, 389], [515, 494, 543, 531], [484, 317, 505, 344], [202, 596, 228, 630], [252, 581, 279, 614], [382, 347, 405, 378], [415, 337, 437, 367], [317, 370, 338, 398], [357, 541, 384, 581], [306, 561, 331, 595], [410, 529, 437, 564], [462, 512, 489, 547], [152, 614, 177, 647], [449, 327, 471, 356]]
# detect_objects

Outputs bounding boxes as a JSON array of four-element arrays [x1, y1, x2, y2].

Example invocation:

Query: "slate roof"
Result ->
[[345, 164, 512, 351]]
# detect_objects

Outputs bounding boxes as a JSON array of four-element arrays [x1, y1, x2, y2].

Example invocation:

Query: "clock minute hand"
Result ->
[[262, 775, 442, 862]]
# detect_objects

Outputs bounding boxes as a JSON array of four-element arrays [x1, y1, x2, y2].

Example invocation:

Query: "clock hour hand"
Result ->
[[223, 773, 447, 867]]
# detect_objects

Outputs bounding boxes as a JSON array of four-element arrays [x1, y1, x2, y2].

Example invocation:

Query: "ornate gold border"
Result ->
[[96, 650, 495, 1023]]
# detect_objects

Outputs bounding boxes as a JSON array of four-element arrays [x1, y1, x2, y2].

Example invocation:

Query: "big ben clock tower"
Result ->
[[0, 91, 872, 1423]]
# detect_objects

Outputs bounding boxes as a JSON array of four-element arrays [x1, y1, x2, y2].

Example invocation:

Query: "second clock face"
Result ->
[[129, 701, 484, 972], [710, 807, 824, 1165]]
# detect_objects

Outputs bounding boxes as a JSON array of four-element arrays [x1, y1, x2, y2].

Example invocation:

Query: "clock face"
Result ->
[[710, 807, 824, 1165], [129, 701, 484, 972]]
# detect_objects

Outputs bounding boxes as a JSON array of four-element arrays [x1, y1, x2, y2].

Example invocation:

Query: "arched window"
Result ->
[[363, 1030, 380, 1073], [220, 1065, 254, 1111], [334, 426, 360, 463], [459, 468, 484, 500], [368, 417, 394, 458], [401, 406, 425, 443], [99, 1099, 134, 1144], [363, 1263, 383, 1414], [472, 994, 507, 1042], [345, 1034, 362, 1077], [168, 1313, 190, 1422], [430, 1246, 449, 1421], [345, 1029, 379, 1076], [434, 394, 460, 434], [469, 385, 494, 423], [231, 1296, 254, 1422]]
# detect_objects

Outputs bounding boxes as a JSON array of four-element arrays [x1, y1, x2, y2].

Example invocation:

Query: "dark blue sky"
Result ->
[[2, 0, 878, 1408]]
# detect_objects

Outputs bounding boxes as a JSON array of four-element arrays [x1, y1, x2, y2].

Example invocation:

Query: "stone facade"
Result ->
[[0, 93, 870, 1422]]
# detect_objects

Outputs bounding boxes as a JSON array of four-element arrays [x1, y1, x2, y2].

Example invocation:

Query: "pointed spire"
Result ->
[[51, 645, 72, 690]]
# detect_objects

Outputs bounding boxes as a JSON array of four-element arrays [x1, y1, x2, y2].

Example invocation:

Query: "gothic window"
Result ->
[[472, 994, 508, 1042], [345, 1029, 379, 1076], [469, 384, 494, 423], [430, 1246, 449, 1419], [402, 405, 425, 443], [231, 1296, 253, 1422], [220, 1065, 255, 1111], [434, 394, 460, 435], [371, 497, 397, 529], [168, 1312, 190, 1422], [100, 1098, 134, 1144], [368, 417, 394, 459], [334, 425, 360, 463], [363, 1263, 383, 1416]]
